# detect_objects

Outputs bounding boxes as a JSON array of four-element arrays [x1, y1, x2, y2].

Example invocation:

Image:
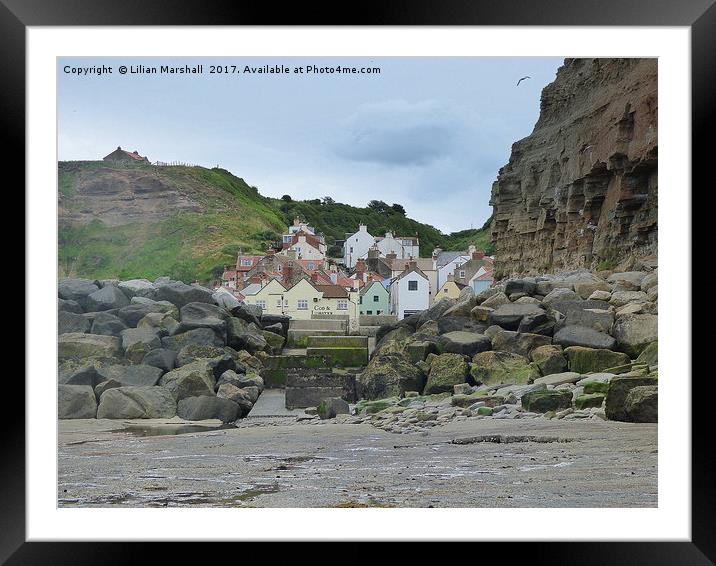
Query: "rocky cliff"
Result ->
[[490, 58, 657, 277]]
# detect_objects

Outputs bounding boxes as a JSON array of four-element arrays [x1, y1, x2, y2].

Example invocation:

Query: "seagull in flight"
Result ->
[[516, 76, 531, 86]]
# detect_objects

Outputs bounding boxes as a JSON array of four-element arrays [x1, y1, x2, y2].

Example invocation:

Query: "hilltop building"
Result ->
[[277, 218, 327, 260], [103, 146, 149, 163]]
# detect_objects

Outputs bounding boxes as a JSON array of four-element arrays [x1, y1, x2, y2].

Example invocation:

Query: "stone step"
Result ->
[[288, 319, 347, 332], [359, 314, 397, 327], [304, 347, 369, 367], [306, 335, 368, 349], [286, 328, 345, 348]]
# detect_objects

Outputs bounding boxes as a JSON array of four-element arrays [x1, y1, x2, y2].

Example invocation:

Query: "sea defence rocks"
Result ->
[[353, 268, 657, 425], [57, 277, 271, 422]]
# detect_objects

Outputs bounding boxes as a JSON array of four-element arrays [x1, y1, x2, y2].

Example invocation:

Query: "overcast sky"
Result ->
[[58, 57, 562, 233]]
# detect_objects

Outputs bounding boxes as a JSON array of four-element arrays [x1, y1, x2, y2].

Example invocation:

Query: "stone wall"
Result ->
[[490, 58, 657, 277]]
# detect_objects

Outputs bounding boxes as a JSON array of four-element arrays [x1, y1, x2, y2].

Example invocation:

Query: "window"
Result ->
[[256, 300, 266, 309], [459, 270, 466, 279], [276, 298, 282, 308], [408, 280, 418, 291], [297, 299, 308, 310], [308, 263, 315, 270], [373, 295, 379, 302], [240, 259, 252, 267], [283, 235, 292, 243], [337, 300, 348, 310], [377, 310, 383, 315], [359, 296, 363, 304], [366, 310, 373, 315], [350, 247, 354, 253], [444, 288, 448, 293]]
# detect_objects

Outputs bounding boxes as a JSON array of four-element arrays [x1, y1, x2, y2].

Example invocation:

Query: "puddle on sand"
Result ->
[[109, 424, 236, 437]]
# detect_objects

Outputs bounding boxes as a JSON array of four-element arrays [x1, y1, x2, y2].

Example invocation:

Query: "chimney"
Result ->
[[386, 252, 397, 260], [368, 248, 379, 259], [447, 273, 455, 282], [432, 247, 442, 259], [293, 217, 301, 226], [330, 272, 338, 284], [472, 250, 485, 260], [358, 223, 367, 232], [117, 146, 122, 150], [310, 272, 319, 283]]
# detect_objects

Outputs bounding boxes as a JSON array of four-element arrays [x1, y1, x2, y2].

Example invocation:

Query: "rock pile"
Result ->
[[58, 278, 289, 422], [356, 269, 658, 424]]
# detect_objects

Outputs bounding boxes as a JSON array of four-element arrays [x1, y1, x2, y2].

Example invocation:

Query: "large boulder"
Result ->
[[212, 287, 242, 311], [372, 325, 414, 356], [564, 346, 631, 374], [530, 344, 568, 375], [58, 298, 84, 314], [604, 376, 658, 421], [161, 328, 225, 351], [155, 281, 214, 308], [542, 287, 580, 306], [535, 278, 572, 296], [481, 292, 511, 308], [97, 386, 177, 418], [120, 327, 163, 363], [226, 318, 267, 353], [58, 278, 99, 307], [623, 385, 658, 423], [117, 279, 156, 300], [517, 311, 556, 336], [504, 279, 537, 296], [90, 312, 128, 336], [231, 303, 263, 326], [58, 311, 90, 335], [159, 360, 216, 401], [609, 291, 648, 307], [142, 348, 177, 372], [58, 333, 122, 360], [176, 343, 227, 367], [137, 312, 179, 334], [357, 353, 426, 400], [261, 330, 285, 353], [442, 288, 477, 317], [488, 303, 544, 331], [84, 285, 130, 312], [607, 271, 647, 288], [437, 331, 491, 356], [177, 395, 240, 423], [470, 351, 539, 386], [521, 389, 572, 412], [58, 385, 97, 418], [549, 300, 614, 333], [95, 364, 164, 386], [533, 371, 582, 386], [416, 298, 456, 326], [217, 370, 263, 391], [117, 300, 178, 327], [612, 314, 658, 357], [424, 353, 469, 394], [640, 271, 658, 292], [176, 302, 231, 340], [490, 329, 551, 358], [553, 325, 616, 350], [570, 274, 611, 300], [437, 316, 486, 335]]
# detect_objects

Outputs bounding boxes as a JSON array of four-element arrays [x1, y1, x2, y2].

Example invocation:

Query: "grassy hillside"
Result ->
[[58, 162, 493, 283], [58, 162, 286, 282]]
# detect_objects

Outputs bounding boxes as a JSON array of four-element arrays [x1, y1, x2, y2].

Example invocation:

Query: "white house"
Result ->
[[343, 224, 376, 268], [434, 246, 481, 290], [375, 232, 419, 260], [389, 262, 430, 320]]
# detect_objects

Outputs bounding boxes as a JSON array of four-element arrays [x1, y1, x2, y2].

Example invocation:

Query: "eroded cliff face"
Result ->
[[490, 58, 657, 277]]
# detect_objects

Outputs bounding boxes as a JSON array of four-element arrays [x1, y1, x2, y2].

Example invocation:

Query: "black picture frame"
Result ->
[[6, 0, 710, 560]]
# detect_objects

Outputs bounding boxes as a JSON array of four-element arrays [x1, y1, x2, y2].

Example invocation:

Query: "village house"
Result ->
[[359, 280, 390, 316], [220, 266, 239, 289], [368, 252, 438, 302], [389, 261, 430, 320], [278, 218, 327, 260], [342, 224, 420, 268], [242, 277, 359, 323], [434, 247, 476, 289], [103, 146, 150, 164], [434, 275, 468, 303], [452, 250, 495, 293]]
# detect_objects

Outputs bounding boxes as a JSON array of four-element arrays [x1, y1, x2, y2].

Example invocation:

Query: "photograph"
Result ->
[[56, 55, 660, 509]]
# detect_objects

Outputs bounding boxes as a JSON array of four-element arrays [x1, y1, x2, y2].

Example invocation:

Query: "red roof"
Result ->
[[236, 256, 262, 272], [314, 284, 349, 298]]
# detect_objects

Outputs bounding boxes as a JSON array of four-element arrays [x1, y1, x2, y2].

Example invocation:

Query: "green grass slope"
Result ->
[[58, 162, 286, 282]]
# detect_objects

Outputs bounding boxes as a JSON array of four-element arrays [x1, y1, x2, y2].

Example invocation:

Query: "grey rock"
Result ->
[[155, 281, 214, 308], [120, 327, 162, 363], [159, 361, 216, 401], [118, 279, 156, 300], [58, 333, 122, 360], [59, 311, 91, 334], [161, 328, 225, 351], [612, 314, 658, 357], [58, 298, 84, 314], [212, 288, 241, 311], [177, 395, 240, 423], [317, 397, 350, 419], [488, 303, 544, 331], [97, 386, 177, 419], [58, 384, 97, 419], [90, 312, 128, 336], [58, 278, 99, 306], [553, 325, 616, 350], [437, 331, 492, 356], [84, 285, 130, 312], [142, 348, 177, 372], [117, 300, 178, 327], [490, 329, 552, 358], [95, 364, 164, 386]]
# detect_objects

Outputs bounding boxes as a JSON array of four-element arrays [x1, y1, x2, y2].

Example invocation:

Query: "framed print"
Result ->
[[7, 0, 712, 559]]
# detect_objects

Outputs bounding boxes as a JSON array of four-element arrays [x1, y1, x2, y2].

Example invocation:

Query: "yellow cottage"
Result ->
[[433, 278, 468, 303]]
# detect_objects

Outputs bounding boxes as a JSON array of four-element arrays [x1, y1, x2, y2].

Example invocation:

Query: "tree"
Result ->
[[281, 194, 292, 202], [391, 203, 406, 215], [367, 200, 389, 213], [322, 196, 335, 205]]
